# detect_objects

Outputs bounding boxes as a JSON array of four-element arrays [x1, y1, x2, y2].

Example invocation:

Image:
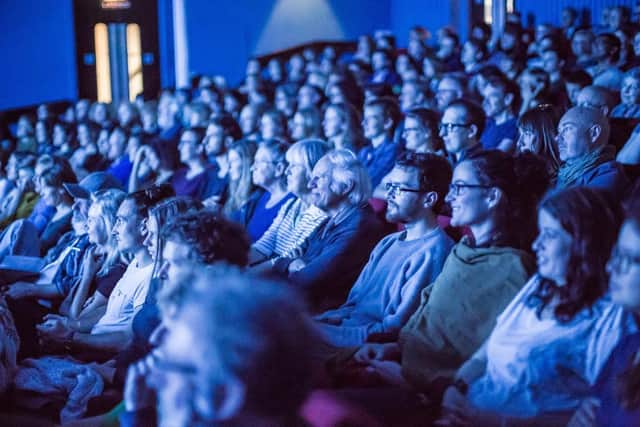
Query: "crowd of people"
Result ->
[[0, 4, 639, 427]]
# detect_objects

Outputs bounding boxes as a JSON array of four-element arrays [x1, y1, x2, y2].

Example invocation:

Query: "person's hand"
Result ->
[[124, 352, 157, 411], [567, 398, 600, 427], [366, 359, 408, 387], [37, 315, 74, 342], [82, 246, 102, 278], [288, 258, 307, 273], [353, 343, 398, 364], [4, 281, 35, 299]]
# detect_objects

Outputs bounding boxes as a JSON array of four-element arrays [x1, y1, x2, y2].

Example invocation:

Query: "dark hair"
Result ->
[[564, 70, 593, 86], [597, 33, 622, 62], [125, 183, 176, 219], [465, 38, 488, 60], [517, 104, 562, 173], [447, 99, 487, 136], [181, 126, 206, 144], [150, 138, 180, 171], [616, 195, 640, 410], [260, 109, 288, 138], [162, 210, 249, 267], [396, 152, 452, 214], [365, 97, 401, 131], [465, 150, 551, 250], [363, 82, 394, 99], [485, 75, 522, 115], [404, 107, 444, 152], [209, 113, 242, 142], [527, 188, 622, 322]]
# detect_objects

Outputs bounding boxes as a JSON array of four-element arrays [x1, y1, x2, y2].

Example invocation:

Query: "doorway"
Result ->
[[74, 0, 161, 104]]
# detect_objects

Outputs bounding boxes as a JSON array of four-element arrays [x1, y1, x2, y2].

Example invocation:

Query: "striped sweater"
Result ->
[[253, 198, 328, 259]]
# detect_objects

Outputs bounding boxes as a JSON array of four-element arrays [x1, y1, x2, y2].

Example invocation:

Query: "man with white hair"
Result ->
[[274, 150, 385, 311]]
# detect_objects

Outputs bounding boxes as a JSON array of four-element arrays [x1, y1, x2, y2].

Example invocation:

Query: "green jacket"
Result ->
[[399, 240, 535, 392]]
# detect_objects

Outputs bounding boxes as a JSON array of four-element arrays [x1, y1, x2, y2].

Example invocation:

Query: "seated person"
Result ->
[[315, 153, 454, 347], [568, 195, 640, 426], [62, 209, 252, 425], [556, 106, 629, 199], [250, 139, 329, 265], [439, 188, 638, 426], [47, 189, 128, 326], [479, 75, 519, 153], [37, 186, 173, 355], [333, 152, 546, 403], [241, 139, 295, 242], [0, 152, 38, 228], [273, 149, 385, 311], [358, 98, 401, 190], [120, 266, 319, 427], [576, 85, 617, 116], [611, 67, 640, 118], [172, 128, 226, 201], [127, 140, 178, 193], [440, 100, 485, 166], [105, 127, 133, 187]]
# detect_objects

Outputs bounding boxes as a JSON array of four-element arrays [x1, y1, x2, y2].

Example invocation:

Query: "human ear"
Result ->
[[423, 191, 438, 209], [589, 124, 602, 143], [210, 376, 245, 421], [486, 187, 503, 210], [504, 93, 514, 107], [468, 124, 478, 139]]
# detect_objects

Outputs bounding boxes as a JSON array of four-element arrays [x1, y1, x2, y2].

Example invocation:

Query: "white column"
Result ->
[[173, 0, 189, 88]]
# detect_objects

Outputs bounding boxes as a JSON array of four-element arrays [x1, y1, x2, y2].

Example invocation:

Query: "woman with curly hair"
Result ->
[[440, 187, 638, 427]]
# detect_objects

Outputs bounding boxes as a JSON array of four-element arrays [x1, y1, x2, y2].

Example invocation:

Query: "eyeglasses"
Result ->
[[385, 182, 422, 197], [439, 122, 470, 134], [402, 127, 423, 135], [608, 245, 640, 274], [448, 182, 492, 196]]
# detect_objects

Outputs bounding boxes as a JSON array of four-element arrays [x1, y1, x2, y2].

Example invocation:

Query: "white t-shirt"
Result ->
[[468, 274, 638, 417], [91, 261, 153, 335]]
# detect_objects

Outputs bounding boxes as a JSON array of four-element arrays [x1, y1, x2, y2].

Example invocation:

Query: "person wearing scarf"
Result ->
[[556, 106, 628, 199]]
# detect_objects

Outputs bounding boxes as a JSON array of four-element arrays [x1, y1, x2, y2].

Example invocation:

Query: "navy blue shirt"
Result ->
[[480, 117, 518, 150], [358, 141, 400, 188], [246, 192, 295, 242]]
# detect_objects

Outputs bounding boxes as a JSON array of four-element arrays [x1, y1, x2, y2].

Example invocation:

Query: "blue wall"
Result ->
[[0, 0, 78, 110], [391, 0, 471, 47], [0, 0, 476, 110], [184, 0, 391, 86], [516, 0, 635, 28]]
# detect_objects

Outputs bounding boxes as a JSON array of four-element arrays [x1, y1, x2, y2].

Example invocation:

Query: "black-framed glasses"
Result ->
[[439, 122, 470, 134], [448, 182, 492, 196], [608, 245, 640, 274], [385, 182, 422, 197]]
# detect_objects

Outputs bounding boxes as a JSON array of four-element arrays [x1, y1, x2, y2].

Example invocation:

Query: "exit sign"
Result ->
[[101, 0, 131, 9]]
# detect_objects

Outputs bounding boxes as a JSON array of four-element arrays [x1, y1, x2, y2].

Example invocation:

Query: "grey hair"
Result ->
[[321, 149, 372, 206], [285, 138, 330, 178]]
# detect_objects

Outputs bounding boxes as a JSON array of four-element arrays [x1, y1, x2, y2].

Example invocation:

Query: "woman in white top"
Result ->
[[439, 187, 639, 427]]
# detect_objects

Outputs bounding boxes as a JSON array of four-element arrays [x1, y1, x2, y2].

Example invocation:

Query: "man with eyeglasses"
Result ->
[[576, 85, 617, 116], [555, 106, 628, 199], [439, 100, 485, 166], [314, 153, 453, 348]]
